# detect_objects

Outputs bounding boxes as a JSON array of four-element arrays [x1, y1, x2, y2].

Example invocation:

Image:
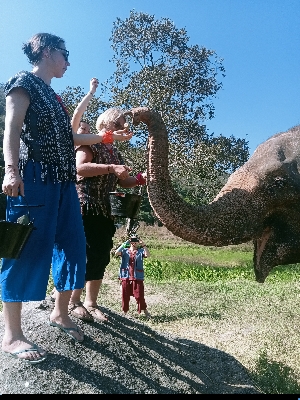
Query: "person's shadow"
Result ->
[[0, 302, 260, 394]]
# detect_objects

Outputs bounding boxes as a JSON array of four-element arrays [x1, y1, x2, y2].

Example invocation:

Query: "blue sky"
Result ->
[[0, 0, 299, 155]]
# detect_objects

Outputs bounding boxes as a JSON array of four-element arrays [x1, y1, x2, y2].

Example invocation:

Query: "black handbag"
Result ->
[[0, 194, 36, 259]]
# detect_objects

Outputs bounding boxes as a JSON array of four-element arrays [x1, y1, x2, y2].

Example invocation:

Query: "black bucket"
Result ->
[[0, 196, 35, 259], [109, 192, 142, 219]]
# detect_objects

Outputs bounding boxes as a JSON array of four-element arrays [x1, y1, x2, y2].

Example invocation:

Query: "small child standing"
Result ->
[[115, 236, 151, 319]]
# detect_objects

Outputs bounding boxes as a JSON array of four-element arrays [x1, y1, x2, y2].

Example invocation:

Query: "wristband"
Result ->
[[102, 130, 114, 144], [88, 91, 94, 96], [135, 172, 146, 186]]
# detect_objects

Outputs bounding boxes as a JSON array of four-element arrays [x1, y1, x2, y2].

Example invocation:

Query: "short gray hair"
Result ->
[[96, 108, 123, 131]]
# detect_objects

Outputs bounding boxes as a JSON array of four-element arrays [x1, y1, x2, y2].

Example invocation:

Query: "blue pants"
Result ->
[[0, 162, 86, 302]]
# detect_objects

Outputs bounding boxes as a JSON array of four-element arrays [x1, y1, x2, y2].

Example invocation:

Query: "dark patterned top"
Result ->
[[76, 143, 124, 218], [4, 71, 76, 183]]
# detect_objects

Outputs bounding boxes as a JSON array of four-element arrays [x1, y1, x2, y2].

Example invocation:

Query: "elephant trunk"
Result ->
[[130, 107, 265, 246]]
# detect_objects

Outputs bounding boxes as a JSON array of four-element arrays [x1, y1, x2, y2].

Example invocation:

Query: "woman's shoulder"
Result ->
[[6, 70, 31, 85], [4, 71, 36, 96]]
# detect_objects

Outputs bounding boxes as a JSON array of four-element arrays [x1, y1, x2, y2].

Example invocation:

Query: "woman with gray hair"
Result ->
[[54, 89, 147, 323]]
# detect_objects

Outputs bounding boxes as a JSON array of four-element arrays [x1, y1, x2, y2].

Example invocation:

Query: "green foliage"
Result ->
[[109, 11, 225, 131], [60, 86, 110, 134], [251, 350, 300, 394], [105, 10, 249, 205]]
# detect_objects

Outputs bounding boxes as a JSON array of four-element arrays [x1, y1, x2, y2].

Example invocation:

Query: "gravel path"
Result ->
[[0, 299, 259, 394]]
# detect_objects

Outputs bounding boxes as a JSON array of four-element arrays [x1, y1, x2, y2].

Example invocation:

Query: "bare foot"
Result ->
[[2, 338, 47, 363]]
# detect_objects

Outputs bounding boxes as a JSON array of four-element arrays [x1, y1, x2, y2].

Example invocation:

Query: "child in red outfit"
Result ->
[[115, 237, 151, 319]]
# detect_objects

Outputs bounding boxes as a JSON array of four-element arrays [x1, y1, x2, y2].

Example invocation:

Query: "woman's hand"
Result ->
[[89, 77, 99, 95], [110, 164, 132, 180], [112, 129, 133, 142], [2, 167, 24, 197], [98, 128, 134, 143]]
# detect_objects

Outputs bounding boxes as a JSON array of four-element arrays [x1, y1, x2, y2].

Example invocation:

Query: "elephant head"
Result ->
[[127, 107, 300, 283]]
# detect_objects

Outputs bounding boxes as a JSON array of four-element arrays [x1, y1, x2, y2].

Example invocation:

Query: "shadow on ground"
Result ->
[[0, 300, 260, 394]]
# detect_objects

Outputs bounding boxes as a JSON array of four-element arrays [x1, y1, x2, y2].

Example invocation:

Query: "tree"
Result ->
[[61, 86, 110, 134], [104, 11, 249, 203]]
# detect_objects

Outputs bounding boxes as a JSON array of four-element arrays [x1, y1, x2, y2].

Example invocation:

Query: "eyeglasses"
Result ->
[[54, 47, 69, 62]]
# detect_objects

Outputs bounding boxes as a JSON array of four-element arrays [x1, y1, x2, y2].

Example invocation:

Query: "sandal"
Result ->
[[49, 320, 84, 343], [2, 344, 47, 364], [68, 301, 94, 322], [84, 305, 108, 322]]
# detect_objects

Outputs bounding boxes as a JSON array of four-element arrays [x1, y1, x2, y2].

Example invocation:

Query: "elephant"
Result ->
[[126, 107, 300, 283]]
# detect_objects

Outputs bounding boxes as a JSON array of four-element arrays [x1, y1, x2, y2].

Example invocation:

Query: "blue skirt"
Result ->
[[0, 162, 86, 302]]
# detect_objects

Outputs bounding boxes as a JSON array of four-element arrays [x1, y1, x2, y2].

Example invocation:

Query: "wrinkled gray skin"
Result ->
[[126, 107, 300, 283]]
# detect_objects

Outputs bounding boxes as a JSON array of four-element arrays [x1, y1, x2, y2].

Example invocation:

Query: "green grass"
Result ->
[[140, 235, 300, 284], [153, 245, 253, 264], [111, 224, 300, 393], [143, 259, 254, 282], [251, 350, 300, 394], [143, 258, 300, 283], [104, 252, 300, 394]]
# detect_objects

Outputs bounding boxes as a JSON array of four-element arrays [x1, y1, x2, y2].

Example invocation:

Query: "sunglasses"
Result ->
[[54, 47, 69, 62]]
